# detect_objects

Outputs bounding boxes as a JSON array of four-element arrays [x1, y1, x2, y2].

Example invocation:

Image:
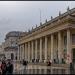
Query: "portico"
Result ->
[[17, 8, 75, 64]]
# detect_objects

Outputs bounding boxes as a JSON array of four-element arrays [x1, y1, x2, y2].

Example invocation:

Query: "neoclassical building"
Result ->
[[18, 7, 75, 64], [3, 31, 26, 60]]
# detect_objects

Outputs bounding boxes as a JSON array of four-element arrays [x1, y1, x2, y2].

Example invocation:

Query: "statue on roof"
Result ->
[[45, 19, 47, 23], [32, 27, 33, 30], [67, 6, 70, 11], [67, 6, 71, 15], [59, 11, 61, 16], [36, 24, 37, 28], [51, 16, 53, 20], [40, 22, 42, 25]]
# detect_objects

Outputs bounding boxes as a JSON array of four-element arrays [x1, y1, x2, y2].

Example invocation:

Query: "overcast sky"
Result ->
[[0, 1, 75, 44]]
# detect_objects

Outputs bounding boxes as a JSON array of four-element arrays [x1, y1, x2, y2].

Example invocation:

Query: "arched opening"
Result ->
[[11, 53, 14, 60]]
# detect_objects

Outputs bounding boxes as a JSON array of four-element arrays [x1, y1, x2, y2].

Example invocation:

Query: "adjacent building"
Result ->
[[18, 7, 75, 64], [3, 31, 26, 60], [0, 43, 5, 60]]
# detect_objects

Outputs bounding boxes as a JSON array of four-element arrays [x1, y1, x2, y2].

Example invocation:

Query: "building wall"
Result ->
[[5, 50, 17, 60], [18, 8, 75, 64], [3, 31, 26, 60]]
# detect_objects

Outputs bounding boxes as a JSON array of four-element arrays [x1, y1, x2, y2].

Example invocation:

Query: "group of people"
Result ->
[[0, 59, 13, 75]]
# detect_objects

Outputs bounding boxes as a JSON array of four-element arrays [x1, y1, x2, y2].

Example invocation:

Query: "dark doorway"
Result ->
[[72, 48, 75, 63], [11, 53, 14, 60]]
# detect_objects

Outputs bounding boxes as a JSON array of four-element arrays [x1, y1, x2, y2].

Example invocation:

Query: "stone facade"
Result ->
[[0, 43, 5, 60], [18, 8, 75, 64], [3, 31, 26, 60]]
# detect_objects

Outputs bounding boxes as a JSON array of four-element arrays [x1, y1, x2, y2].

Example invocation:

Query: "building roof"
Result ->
[[20, 7, 75, 36], [5, 31, 27, 40]]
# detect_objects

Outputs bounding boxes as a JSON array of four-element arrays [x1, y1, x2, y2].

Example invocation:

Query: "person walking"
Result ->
[[1, 60, 7, 75], [22, 60, 28, 74], [0, 64, 2, 74], [70, 62, 74, 74], [6, 59, 14, 75]]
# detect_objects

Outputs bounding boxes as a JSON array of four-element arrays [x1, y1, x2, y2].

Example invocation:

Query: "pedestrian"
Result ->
[[54, 59, 57, 64], [1, 60, 7, 75], [70, 62, 74, 74], [22, 60, 28, 74], [47, 60, 51, 66], [23, 60, 28, 68], [6, 59, 13, 75], [0, 64, 2, 74]]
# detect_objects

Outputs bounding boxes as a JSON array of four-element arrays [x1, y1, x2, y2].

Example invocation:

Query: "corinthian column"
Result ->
[[18, 45, 20, 61], [40, 38, 42, 62], [25, 43, 27, 61], [58, 31, 62, 63], [22, 44, 24, 60], [51, 34, 54, 62], [66, 29, 72, 64], [31, 41, 34, 60], [28, 42, 30, 62], [35, 39, 38, 60], [44, 36, 47, 62]]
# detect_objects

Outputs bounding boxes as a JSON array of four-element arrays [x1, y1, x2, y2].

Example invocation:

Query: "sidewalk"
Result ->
[[13, 62, 24, 73]]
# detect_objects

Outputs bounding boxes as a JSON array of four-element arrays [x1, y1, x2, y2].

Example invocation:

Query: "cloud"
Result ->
[[0, 1, 75, 44]]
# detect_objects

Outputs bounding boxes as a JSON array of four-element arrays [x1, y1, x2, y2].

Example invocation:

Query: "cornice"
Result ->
[[18, 15, 75, 43]]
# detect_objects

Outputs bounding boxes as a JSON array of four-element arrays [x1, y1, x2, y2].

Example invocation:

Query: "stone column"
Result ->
[[31, 41, 34, 60], [28, 42, 30, 62], [51, 34, 54, 62], [35, 39, 38, 60], [58, 31, 62, 63], [25, 43, 27, 61], [44, 36, 47, 62], [24, 43, 25, 59], [22, 44, 24, 60], [19, 45, 21, 61], [21, 45, 22, 60], [66, 29, 72, 64], [18, 45, 20, 60], [40, 38, 42, 62]]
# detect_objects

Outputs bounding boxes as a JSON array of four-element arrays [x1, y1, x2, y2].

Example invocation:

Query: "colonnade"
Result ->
[[18, 29, 72, 64]]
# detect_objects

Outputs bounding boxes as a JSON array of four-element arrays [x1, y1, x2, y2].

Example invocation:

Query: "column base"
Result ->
[[39, 60, 42, 63], [44, 59, 47, 63]]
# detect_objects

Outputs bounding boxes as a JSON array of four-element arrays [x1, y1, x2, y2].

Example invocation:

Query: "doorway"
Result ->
[[11, 53, 14, 60], [72, 48, 75, 63]]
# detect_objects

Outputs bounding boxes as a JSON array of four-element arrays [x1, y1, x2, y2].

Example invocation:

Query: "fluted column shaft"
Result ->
[[40, 38, 42, 62], [45, 36, 47, 62], [35, 40, 38, 60], [67, 29, 72, 64], [58, 31, 62, 63], [51, 34, 54, 62]]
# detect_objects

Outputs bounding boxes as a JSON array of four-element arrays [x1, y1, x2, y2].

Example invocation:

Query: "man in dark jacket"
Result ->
[[22, 60, 28, 74], [70, 62, 74, 74], [6, 59, 13, 75]]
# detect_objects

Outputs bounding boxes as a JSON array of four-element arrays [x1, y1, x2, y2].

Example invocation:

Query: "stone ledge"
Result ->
[[28, 63, 69, 68]]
